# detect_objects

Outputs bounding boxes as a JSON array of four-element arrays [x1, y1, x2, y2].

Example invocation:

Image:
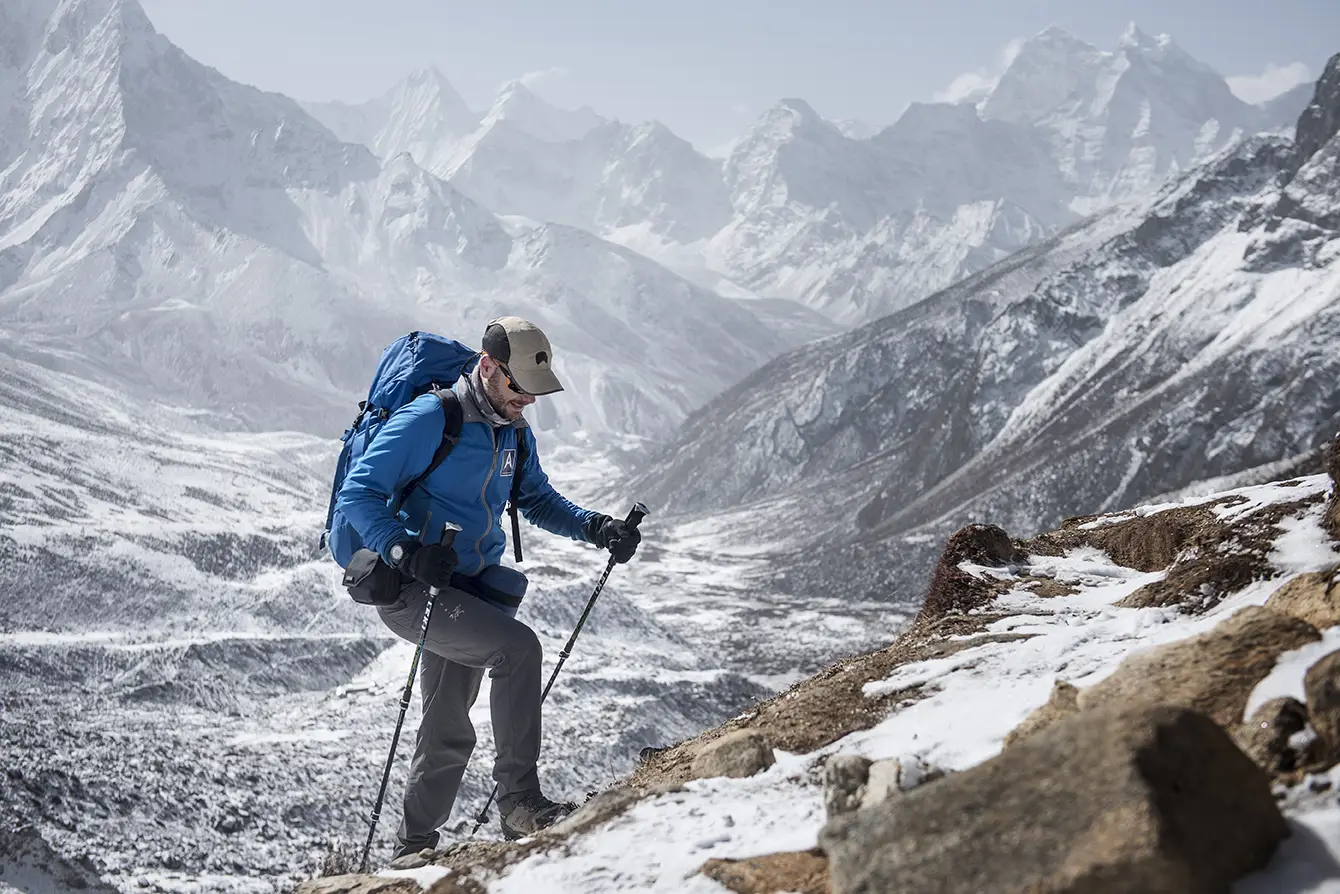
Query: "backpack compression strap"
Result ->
[[394, 388, 464, 511]]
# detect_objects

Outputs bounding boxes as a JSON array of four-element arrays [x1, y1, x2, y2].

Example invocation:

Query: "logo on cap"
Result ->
[[535, 351, 548, 366]]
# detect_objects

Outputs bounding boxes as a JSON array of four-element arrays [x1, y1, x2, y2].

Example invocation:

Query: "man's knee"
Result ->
[[491, 624, 541, 670]]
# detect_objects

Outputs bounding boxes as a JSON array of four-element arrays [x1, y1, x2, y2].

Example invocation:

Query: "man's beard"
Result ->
[[482, 372, 526, 421]]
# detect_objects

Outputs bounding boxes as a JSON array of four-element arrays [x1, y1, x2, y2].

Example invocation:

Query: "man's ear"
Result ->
[[478, 353, 496, 376]]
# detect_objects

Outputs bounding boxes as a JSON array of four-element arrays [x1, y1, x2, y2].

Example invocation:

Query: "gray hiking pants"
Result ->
[[377, 582, 543, 850]]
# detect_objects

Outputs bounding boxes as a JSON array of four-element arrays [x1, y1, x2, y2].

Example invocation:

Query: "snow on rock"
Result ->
[[319, 471, 1340, 892]]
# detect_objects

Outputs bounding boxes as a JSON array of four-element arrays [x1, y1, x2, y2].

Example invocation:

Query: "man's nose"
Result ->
[[518, 393, 537, 405]]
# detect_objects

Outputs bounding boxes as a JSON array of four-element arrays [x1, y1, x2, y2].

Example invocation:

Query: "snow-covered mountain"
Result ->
[[629, 51, 1340, 604], [316, 24, 1313, 326], [302, 67, 480, 175], [0, 0, 812, 443], [980, 24, 1304, 212]]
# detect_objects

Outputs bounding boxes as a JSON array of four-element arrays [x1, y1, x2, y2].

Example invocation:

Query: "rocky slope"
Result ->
[[628, 50, 1340, 605], [298, 447, 1340, 894]]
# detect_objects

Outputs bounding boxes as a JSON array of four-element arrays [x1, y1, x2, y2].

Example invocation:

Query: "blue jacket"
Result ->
[[335, 385, 598, 574]]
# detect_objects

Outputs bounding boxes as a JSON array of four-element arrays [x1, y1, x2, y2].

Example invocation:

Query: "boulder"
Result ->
[[700, 849, 828, 894], [1266, 569, 1340, 629], [1234, 697, 1312, 774], [295, 876, 420, 894], [1077, 606, 1320, 727], [1304, 649, 1340, 767], [547, 787, 642, 838], [1005, 679, 1080, 747], [861, 755, 945, 808], [689, 730, 775, 780], [916, 524, 1025, 622], [823, 755, 872, 819], [819, 704, 1288, 894]]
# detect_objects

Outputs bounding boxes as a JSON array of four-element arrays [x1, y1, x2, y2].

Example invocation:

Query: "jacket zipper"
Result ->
[[471, 426, 501, 573]]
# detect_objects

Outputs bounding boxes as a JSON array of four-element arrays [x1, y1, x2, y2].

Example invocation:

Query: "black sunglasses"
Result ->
[[495, 361, 532, 396]]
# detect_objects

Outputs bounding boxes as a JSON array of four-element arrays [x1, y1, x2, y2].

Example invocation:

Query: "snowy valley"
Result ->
[[1, 0, 1339, 891]]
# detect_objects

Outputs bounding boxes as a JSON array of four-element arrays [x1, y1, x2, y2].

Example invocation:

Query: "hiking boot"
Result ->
[[391, 831, 439, 863], [499, 791, 577, 840]]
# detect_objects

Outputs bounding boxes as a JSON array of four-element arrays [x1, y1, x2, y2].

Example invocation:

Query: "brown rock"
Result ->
[[1077, 606, 1320, 727], [423, 879, 476, 894], [1235, 697, 1312, 774], [690, 730, 776, 780], [916, 524, 1025, 623], [700, 849, 828, 894], [546, 787, 642, 838], [1004, 679, 1080, 748], [295, 876, 421, 894], [1304, 649, 1340, 767], [1325, 432, 1340, 540], [1266, 568, 1340, 629], [818, 703, 1288, 894], [822, 755, 872, 819]]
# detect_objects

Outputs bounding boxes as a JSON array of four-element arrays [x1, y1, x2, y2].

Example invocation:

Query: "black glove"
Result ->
[[393, 540, 458, 590], [585, 514, 641, 564]]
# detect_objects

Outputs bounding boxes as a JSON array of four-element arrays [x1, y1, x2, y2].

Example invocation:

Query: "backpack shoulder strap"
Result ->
[[396, 389, 464, 510], [507, 425, 530, 562]]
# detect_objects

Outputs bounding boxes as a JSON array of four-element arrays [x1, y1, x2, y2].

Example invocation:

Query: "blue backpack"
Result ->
[[321, 331, 515, 567]]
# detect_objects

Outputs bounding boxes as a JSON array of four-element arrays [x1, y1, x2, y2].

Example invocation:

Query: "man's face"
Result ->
[[480, 355, 537, 421]]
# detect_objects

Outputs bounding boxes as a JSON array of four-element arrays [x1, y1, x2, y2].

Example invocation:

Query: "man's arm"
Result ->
[[336, 396, 443, 562], [514, 429, 600, 542]]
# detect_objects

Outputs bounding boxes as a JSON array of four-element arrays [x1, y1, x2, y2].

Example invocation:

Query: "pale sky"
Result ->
[[137, 0, 1338, 153]]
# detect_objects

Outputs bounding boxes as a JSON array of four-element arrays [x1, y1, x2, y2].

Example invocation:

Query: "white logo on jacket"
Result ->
[[500, 448, 516, 477]]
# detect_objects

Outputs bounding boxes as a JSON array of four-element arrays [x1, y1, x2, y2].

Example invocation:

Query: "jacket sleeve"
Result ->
[[335, 396, 443, 563], [514, 428, 600, 542]]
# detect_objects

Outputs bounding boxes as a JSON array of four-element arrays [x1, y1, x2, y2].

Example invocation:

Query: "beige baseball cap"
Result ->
[[481, 316, 565, 396]]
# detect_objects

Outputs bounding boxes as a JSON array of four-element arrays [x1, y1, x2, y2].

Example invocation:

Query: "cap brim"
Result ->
[[513, 367, 565, 396]]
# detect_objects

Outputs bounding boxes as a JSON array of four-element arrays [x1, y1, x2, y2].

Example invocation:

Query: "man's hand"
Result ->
[[393, 540, 458, 589], [586, 514, 642, 564]]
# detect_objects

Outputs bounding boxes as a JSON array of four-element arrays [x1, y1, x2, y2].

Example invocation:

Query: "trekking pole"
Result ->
[[470, 502, 649, 837], [358, 521, 462, 873]]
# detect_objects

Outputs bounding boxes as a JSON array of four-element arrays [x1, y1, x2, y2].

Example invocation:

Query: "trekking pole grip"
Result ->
[[438, 521, 462, 549], [624, 501, 649, 530], [428, 522, 462, 594]]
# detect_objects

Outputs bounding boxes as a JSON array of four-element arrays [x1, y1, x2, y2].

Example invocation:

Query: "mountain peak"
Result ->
[[1117, 21, 1160, 50], [482, 78, 604, 142]]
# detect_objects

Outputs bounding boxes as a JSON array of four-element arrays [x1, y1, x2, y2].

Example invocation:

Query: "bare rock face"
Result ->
[[700, 849, 829, 894], [689, 730, 776, 780], [1004, 679, 1081, 748], [1235, 697, 1314, 775], [1266, 568, 1340, 629], [1304, 649, 1340, 768], [1076, 606, 1321, 727], [294, 876, 422, 894], [823, 755, 873, 819], [916, 524, 1026, 623], [818, 704, 1288, 894]]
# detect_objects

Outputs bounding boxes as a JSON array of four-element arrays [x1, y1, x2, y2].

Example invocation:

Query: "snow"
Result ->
[[1245, 627, 1340, 720], [464, 476, 1340, 893]]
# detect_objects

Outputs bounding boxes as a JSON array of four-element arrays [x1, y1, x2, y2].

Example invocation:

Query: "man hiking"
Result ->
[[335, 316, 642, 855]]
